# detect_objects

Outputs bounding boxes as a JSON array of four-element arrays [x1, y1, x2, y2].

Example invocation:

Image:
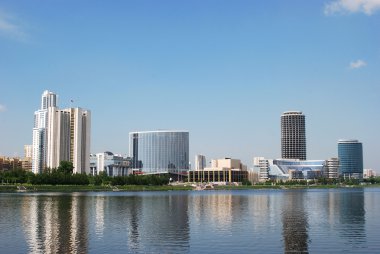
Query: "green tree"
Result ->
[[57, 161, 74, 175]]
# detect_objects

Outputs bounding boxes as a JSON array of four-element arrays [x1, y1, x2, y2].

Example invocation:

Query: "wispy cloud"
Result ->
[[0, 10, 27, 41], [0, 104, 6, 112], [349, 59, 367, 69], [324, 0, 380, 15]]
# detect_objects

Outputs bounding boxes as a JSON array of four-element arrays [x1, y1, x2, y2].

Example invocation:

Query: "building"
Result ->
[[32, 90, 91, 174], [281, 111, 306, 160], [24, 145, 33, 159], [194, 155, 206, 170], [253, 157, 270, 182], [46, 107, 91, 174], [363, 169, 376, 179], [324, 158, 339, 179], [32, 90, 57, 174], [188, 158, 248, 183], [338, 139, 363, 179], [0, 156, 22, 171], [129, 130, 189, 174], [90, 152, 131, 176]]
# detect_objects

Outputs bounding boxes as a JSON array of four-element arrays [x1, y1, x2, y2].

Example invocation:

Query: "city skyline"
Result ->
[[0, 1, 379, 171]]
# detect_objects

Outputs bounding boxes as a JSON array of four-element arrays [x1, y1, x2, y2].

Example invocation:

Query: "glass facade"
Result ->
[[338, 140, 363, 179], [129, 131, 189, 174]]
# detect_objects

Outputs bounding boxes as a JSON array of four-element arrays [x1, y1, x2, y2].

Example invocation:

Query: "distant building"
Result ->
[[24, 145, 33, 159], [253, 157, 270, 182], [90, 152, 131, 176], [363, 169, 376, 179], [194, 155, 206, 170], [324, 158, 339, 179], [129, 130, 189, 174], [281, 111, 306, 160], [188, 158, 248, 183], [0, 156, 22, 171], [338, 139, 363, 179]]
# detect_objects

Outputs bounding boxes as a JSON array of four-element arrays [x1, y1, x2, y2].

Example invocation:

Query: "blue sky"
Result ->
[[0, 0, 379, 171]]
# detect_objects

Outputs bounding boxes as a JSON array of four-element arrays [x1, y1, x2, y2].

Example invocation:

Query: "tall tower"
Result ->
[[281, 111, 306, 160], [33, 90, 91, 174], [32, 90, 57, 173], [338, 139, 363, 179], [195, 155, 206, 170]]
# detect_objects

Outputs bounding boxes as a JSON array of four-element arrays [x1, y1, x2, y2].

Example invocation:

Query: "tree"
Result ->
[[57, 161, 74, 175]]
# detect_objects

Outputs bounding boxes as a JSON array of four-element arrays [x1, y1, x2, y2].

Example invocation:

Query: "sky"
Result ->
[[0, 0, 379, 171]]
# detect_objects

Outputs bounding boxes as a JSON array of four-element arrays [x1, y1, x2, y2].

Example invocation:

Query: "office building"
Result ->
[[253, 157, 270, 181], [281, 111, 306, 160], [324, 158, 339, 179], [195, 155, 206, 170], [129, 130, 189, 174], [338, 139, 363, 179]]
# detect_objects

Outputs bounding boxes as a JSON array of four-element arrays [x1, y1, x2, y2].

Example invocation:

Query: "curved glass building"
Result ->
[[338, 139, 363, 179], [129, 130, 189, 174]]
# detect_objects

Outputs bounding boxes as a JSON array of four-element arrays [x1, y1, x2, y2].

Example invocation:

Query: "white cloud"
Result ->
[[0, 10, 27, 40], [0, 104, 6, 112], [324, 0, 380, 15], [349, 59, 367, 69]]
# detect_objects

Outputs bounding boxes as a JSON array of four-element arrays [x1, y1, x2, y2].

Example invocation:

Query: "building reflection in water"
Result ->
[[21, 194, 89, 253], [282, 191, 309, 253], [338, 189, 366, 246]]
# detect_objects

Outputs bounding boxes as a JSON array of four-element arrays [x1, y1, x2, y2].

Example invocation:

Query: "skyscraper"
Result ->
[[32, 90, 57, 173], [32, 90, 91, 174], [281, 111, 306, 160], [338, 139, 363, 179]]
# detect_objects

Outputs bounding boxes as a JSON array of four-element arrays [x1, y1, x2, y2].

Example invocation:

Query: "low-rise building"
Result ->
[[363, 169, 376, 179], [188, 158, 248, 183], [90, 152, 132, 177]]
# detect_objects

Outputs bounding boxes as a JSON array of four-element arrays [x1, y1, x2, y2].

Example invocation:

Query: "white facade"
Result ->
[[195, 155, 206, 170], [363, 169, 376, 179], [32, 90, 91, 174], [32, 91, 56, 174]]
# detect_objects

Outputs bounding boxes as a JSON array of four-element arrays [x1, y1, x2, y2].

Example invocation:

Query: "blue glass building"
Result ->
[[338, 139, 363, 179], [129, 130, 189, 174]]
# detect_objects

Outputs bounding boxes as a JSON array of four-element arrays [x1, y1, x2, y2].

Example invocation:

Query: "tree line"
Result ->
[[0, 161, 169, 186]]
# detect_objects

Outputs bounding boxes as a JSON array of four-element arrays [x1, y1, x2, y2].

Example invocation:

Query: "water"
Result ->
[[1, 188, 379, 253]]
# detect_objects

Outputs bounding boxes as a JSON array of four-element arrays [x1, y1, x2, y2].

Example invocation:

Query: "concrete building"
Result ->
[[338, 139, 363, 179], [324, 158, 339, 179], [129, 130, 189, 174], [90, 152, 131, 176], [24, 145, 33, 159], [281, 111, 306, 160], [194, 154, 206, 170], [46, 107, 91, 174], [32, 90, 91, 174], [0, 156, 22, 171], [253, 157, 270, 182], [188, 158, 248, 183], [363, 169, 376, 179]]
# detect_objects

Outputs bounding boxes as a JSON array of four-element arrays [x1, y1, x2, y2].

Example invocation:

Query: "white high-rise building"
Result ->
[[32, 90, 91, 174], [46, 107, 91, 174], [32, 90, 57, 174]]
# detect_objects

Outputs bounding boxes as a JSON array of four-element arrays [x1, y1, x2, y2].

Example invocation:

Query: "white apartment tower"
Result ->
[[32, 90, 57, 173], [32, 90, 91, 174]]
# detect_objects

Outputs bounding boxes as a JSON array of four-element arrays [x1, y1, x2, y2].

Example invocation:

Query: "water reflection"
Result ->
[[282, 191, 309, 253], [21, 194, 89, 253]]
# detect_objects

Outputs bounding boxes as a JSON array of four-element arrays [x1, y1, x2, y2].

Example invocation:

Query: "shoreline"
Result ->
[[1, 183, 379, 193]]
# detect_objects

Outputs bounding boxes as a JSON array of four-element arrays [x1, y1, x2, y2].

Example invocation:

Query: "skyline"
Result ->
[[0, 1, 379, 171]]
